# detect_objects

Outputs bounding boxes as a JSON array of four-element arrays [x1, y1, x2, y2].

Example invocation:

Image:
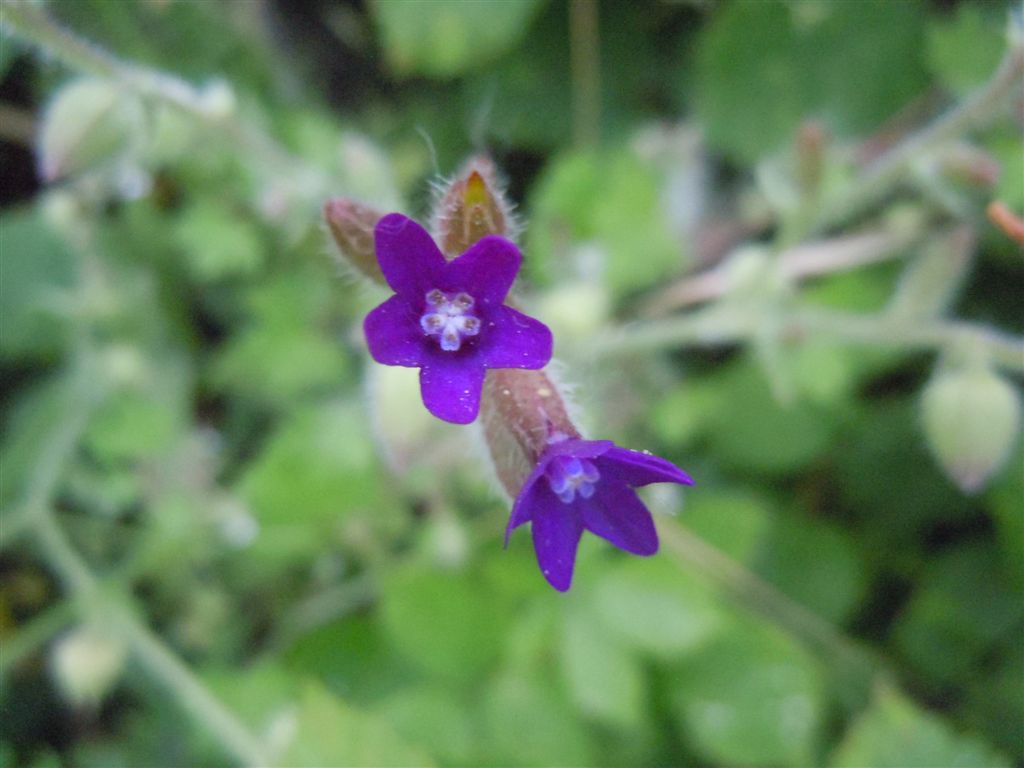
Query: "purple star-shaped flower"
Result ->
[[506, 435, 694, 591], [364, 214, 553, 424]]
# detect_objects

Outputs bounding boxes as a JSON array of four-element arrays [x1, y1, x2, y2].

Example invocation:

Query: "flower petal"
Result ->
[[481, 306, 553, 370], [446, 235, 521, 306], [364, 295, 424, 367], [546, 438, 615, 460], [374, 213, 446, 298], [419, 358, 486, 424], [505, 461, 547, 546], [599, 446, 694, 488], [580, 483, 658, 556], [530, 489, 584, 592]]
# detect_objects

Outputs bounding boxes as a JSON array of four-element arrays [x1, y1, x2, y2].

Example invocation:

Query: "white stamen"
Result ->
[[420, 289, 481, 352], [547, 457, 601, 504]]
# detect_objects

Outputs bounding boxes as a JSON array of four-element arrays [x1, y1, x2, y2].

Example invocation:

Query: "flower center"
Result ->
[[546, 456, 601, 504], [420, 289, 481, 352]]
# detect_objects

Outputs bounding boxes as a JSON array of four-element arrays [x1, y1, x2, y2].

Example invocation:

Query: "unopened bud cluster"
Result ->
[[922, 361, 1021, 494]]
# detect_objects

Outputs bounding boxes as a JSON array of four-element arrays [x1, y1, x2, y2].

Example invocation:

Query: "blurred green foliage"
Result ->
[[1, 1, 1022, 767]]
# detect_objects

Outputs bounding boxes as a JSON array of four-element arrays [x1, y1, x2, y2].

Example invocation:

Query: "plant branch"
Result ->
[[810, 33, 1024, 236], [0, 1, 331, 194], [30, 507, 269, 768], [0, 596, 76, 678], [657, 519, 888, 699], [596, 303, 1024, 373], [644, 225, 925, 317]]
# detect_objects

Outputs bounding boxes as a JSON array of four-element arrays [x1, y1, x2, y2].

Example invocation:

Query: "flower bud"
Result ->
[[922, 364, 1021, 493], [38, 78, 146, 182], [889, 227, 974, 319], [432, 155, 514, 258], [323, 198, 386, 283], [51, 623, 127, 708]]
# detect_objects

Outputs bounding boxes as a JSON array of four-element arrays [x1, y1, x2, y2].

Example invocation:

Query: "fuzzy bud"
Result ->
[[922, 363, 1022, 494], [323, 198, 386, 283], [889, 227, 974, 319], [51, 623, 127, 708], [432, 155, 513, 258], [38, 78, 146, 182]]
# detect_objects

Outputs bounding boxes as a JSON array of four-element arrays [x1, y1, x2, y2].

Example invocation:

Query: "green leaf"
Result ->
[[594, 152, 687, 296], [830, 686, 1011, 768], [963, 639, 1024, 761], [591, 555, 723, 659], [560, 608, 644, 728], [695, 1, 802, 164], [836, 399, 976, 553], [211, 324, 348, 405], [284, 682, 434, 767], [286, 616, 412, 705], [695, 0, 927, 163], [237, 401, 386, 565], [526, 150, 603, 285], [379, 564, 511, 683], [482, 670, 593, 767], [927, 4, 1005, 96], [892, 543, 1023, 687], [175, 202, 265, 282], [376, 686, 477, 765], [527, 149, 685, 295], [754, 510, 865, 624], [372, 0, 545, 78], [681, 488, 772, 563], [201, 663, 298, 733], [989, 447, 1024, 588], [0, 208, 75, 360], [0, 376, 73, 508], [704, 355, 837, 474], [991, 130, 1024, 210], [85, 393, 180, 464], [0, 36, 24, 81], [672, 616, 823, 766], [651, 380, 721, 448]]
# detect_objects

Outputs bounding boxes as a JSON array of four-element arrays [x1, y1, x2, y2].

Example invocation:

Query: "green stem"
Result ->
[[595, 305, 1024, 374], [569, 0, 601, 149], [810, 37, 1024, 236], [0, 598, 77, 678], [1, 357, 104, 550], [31, 508, 269, 768], [657, 520, 888, 699]]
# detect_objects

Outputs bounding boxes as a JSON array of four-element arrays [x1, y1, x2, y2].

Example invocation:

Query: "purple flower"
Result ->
[[506, 435, 694, 591], [364, 214, 553, 424]]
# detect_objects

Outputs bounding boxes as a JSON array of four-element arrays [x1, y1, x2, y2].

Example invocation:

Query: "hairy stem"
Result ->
[[644, 224, 926, 317], [31, 509, 269, 768], [810, 35, 1024, 236], [658, 520, 887, 699], [596, 304, 1024, 374]]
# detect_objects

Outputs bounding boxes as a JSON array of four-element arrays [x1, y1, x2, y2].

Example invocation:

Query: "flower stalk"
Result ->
[[810, 26, 1024, 236]]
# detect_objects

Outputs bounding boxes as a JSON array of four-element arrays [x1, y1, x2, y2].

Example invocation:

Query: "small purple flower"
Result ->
[[364, 214, 553, 424], [506, 435, 694, 591]]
